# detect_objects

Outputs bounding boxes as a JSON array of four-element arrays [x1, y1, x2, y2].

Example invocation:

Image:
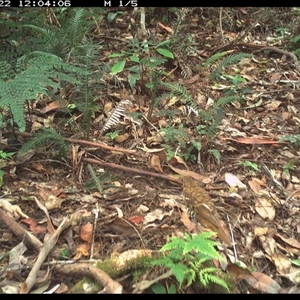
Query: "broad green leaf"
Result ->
[[107, 12, 119, 22], [151, 283, 167, 294], [128, 73, 140, 89], [111, 59, 126, 74], [156, 48, 174, 59], [130, 55, 140, 63]]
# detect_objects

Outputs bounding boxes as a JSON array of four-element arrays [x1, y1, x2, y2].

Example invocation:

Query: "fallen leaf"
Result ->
[[108, 218, 138, 236], [236, 137, 282, 145], [225, 173, 247, 189], [128, 215, 144, 224], [157, 22, 173, 33], [255, 196, 275, 220], [280, 267, 300, 284], [246, 272, 281, 294], [254, 227, 268, 236], [80, 222, 93, 243], [180, 210, 197, 232], [149, 154, 164, 173], [40, 100, 66, 114], [265, 100, 281, 110], [73, 243, 90, 260], [167, 164, 209, 182], [114, 133, 129, 143], [227, 263, 253, 281], [268, 252, 292, 274], [275, 233, 300, 249], [248, 179, 262, 194]]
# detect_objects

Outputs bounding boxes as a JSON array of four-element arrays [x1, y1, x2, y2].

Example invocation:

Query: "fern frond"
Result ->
[[161, 82, 198, 111], [211, 53, 251, 79], [65, 8, 91, 49], [0, 61, 16, 81], [214, 95, 239, 108], [198, 267, 229, 291], [100, 100, 133, 135], [18, 127, 69, 158], [203, 50, 232, 67], [87, 164, 103, 193], [0, 51, 87, 131]]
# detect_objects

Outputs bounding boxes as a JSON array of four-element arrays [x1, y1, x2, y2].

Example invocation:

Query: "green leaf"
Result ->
[[109, 53, 128, 58], [156, 48, 174, 59], [130, 55, 140, 63], [291, 259, 300, 267], [151, 283, 167, 294], [111, 59, 126, 74], [107, 12, 118, 22], [128, 73, 140, 89], [168, 284, 176, 294]]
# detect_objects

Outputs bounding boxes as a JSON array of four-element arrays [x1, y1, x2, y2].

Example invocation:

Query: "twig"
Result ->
[[19, 211, 83, 294], [0, 208, 43, 252], [219, 7, 224, 43], [82, 157, 182, 185], [54, 263, 123, 294]]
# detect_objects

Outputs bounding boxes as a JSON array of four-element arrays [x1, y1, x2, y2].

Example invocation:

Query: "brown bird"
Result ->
[[182, 176, 231, 246]]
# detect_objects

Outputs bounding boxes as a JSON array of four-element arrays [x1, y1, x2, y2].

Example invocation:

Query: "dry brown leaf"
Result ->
[[45, 195, 63, 211], [259, 235, 277, 256], [149, 154, 163, 173], [275, 233, 300, 249], [40, 100, 66, 114], [255, 196, 275, 220], [21, 218, 47, 234], [269, 73, 281, 84], [103, 102, 113, 114], [254, 227, 268, 236], [180, 210, 197, 232], [248, 179, 262, 194], [114, 133, 129, 143], [265, 100, 282, 111], [279, 267, 300, 284], [168, 155, 189, 170], [128, 215, 144, 224], [246, 272, 281, 294], [227, 263, 253, 281], [80, 222, 93, 243], [267, 251, 292, 274], [235, 137, 282, 145], [108, 218, 138, 236], [167, 164, 209, 182], [73, 243, 90, 260]]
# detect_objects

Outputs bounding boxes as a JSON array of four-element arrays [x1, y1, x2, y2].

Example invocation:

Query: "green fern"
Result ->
[[87, 164, 104, 193], [203, 50, 232, 67], [210, 52, 251, 79], [22, 9, 94, 59], [17, 127, 69, 158], [160, 81, 198, 111], [0, 51, 87, 131], [151, 232, 229, 291]]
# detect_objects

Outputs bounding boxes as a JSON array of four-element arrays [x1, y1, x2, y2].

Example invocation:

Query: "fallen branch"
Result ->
[[82, 157, 182, 185], [19, 211, 83, 294], [54, 263, 123, 294], [0, 208, 43, 252]]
